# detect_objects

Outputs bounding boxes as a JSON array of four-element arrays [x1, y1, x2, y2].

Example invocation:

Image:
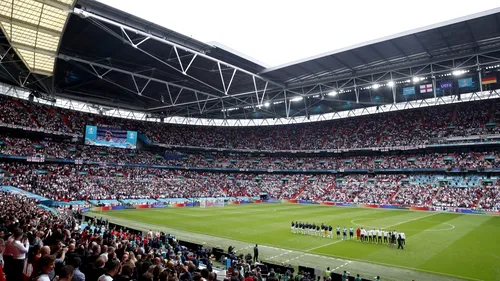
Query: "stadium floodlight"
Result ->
[[327, 91, 338, 97], [264, 102, 270, 107], [372, 84, 380, 89], [452, 70, 466, 76], [290, 97, 303, 102], [412, 77, 421, 83], [387, 81, 395, 87]]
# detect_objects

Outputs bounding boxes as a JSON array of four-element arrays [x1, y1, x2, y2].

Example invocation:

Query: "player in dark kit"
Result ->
[[349, 227, 354, 240], [336, 226, 341, 239], [397, 234, 404, 250]]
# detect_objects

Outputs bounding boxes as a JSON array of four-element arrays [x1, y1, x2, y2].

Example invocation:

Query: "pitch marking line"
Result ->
[[268, 251, 292, 260], [285, 254, 305, 263], [234, 245, 253, 253], [305, 239, 344, 251], [381, 212, 438, 229], [333, 261, 352, 271], [350, 212, 442, 230]]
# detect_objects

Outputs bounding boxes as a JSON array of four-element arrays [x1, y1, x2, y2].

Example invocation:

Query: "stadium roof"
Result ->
[[260, 8, 500, 87], [0, 0, 76, 75], [0, 1, 499, 121]]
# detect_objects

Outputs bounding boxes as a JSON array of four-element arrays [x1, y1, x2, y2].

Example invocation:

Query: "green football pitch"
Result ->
[[89, 204, 500, 281]]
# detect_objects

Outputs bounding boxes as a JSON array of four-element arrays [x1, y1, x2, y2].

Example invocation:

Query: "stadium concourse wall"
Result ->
[[79, 198, 500, 216]]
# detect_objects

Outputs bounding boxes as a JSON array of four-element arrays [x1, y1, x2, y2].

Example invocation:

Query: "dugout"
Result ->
[[329, 273, 372, 281], [259, 193, 269, 200]]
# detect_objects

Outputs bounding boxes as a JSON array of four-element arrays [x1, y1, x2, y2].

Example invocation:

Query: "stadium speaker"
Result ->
[[32, 90, 41, 98], [28, 93, 34, 102]]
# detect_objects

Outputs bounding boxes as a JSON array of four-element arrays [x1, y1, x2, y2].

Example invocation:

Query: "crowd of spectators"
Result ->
[[1, 162, 499, 210], [477, 186, 500, 209], [2, 94, 500, 281], [1, 96, 500, 150], [0, 189, 237, 281], [1, 136, 500, 171], [432, 186, 482, 208]]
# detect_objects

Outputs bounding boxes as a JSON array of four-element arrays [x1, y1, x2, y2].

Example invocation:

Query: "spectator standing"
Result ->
[[253, 245, 258, 263], [0, 239, 5, 281], [59, 266, 75, 281], [32, 255, 56, 281], [70, 257, 85, 281], [98, 260, 121, 281], [5, 228, 29, 281]]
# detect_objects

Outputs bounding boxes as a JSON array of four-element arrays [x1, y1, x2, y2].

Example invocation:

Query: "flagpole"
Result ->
[[432, 77, 437, 99], [478, 68, 483, 92], [431, 65, 437, 99]]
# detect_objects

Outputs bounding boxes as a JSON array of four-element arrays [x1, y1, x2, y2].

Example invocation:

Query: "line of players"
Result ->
[[291, 221, 406, 248], [291, 221, 339, 238], [358, 228, 406, 248]]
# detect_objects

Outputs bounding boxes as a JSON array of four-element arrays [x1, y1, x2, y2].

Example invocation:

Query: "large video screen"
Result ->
[[84, 125, 137, 149]]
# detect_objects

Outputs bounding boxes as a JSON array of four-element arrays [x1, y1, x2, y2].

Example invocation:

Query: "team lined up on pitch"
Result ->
[[291, 221, 406, 249]]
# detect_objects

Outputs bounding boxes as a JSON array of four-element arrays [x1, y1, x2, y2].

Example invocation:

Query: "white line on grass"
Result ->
[[305, 239, 344, 251], [284, 254, 305, 263], [333, 261, 352, 272], [381, 212, 438, 229], [268, 251, 292, 260], [234, 245, 253, 253]]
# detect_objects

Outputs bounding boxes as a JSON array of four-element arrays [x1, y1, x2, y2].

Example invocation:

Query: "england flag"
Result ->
[[420, 84, 433, 93]]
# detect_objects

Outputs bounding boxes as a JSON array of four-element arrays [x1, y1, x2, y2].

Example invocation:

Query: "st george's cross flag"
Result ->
[[420, 84, 433, 93]]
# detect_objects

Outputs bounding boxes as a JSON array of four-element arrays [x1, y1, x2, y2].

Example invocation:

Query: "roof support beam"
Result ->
[[73, 8, 285, 90], [412, 34, 433, 58], [286, 48, 500, 89], [437, 28, 453, 53], [34, 0, 73, 11], [464, 21, 479, 50], [331, 55, 354, 72], [58, 53, 219, 99], [368, 45, 390, 64]]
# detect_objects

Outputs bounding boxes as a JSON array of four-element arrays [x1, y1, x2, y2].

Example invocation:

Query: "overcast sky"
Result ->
[[99, 0, 500, 68]]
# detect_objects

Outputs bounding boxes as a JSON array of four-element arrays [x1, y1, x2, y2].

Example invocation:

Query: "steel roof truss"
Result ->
[[74, 8, 285, 95], [412, 34, 433, 58], [130, 75, 151, 96]]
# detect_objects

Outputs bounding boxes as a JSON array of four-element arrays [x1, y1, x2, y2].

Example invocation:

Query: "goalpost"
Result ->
[[200, 198, 225, 208]]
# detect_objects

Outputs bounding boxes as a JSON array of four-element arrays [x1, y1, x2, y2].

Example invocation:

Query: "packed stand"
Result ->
[[2, 95, 500, 150], [0, 189, 231, 281], [432, 186, 482, 208], [2, 136, 500, 171]]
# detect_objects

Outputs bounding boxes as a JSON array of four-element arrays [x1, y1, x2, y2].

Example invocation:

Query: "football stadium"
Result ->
[[1, 1, 500, 281]]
